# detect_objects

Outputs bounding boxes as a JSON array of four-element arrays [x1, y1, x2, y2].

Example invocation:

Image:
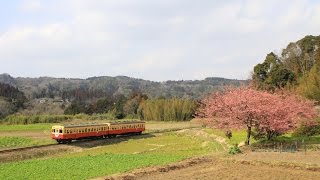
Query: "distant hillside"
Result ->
[[0, 73, 246, 101], [0, 82, 27, 118]]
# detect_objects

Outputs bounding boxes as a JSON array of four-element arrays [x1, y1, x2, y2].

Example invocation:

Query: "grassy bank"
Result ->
[[0, 136, 53, 149], [203, 128, 255, 145], [0, 123, 53, 132]]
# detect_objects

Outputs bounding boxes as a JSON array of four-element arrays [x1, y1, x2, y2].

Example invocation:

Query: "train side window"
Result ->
[[59, 129, 62, 133]]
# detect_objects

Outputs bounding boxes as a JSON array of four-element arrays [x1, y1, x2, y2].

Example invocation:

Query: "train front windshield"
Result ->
[[52, 127, 63, 134]]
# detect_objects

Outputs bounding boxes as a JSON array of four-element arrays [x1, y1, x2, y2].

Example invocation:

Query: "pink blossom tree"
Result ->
[[197, 87, 316, 145]]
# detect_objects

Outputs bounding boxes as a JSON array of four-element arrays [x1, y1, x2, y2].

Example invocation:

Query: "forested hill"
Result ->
[[252, 35, 320, 101], [0, 73, 245, 101]]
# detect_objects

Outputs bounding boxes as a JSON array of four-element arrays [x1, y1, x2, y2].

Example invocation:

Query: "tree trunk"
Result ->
[[267, 130, 275, 140], [245, 126, 252, 145], [267, 131, 272, 140]]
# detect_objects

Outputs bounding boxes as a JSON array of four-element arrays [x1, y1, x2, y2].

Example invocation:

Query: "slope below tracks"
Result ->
[[0, 144, 59, 154], [0, 127, 201, 163]]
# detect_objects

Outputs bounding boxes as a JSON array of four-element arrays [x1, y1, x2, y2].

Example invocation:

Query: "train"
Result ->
[[51, 121, 145, 143]]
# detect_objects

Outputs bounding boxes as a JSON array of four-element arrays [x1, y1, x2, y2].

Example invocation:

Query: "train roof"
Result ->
[[53, 121, 145, 128]]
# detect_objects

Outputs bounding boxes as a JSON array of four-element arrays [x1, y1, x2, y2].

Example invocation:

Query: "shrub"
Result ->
[[292, 119, 320, 136], [228, 144, 241, 155]]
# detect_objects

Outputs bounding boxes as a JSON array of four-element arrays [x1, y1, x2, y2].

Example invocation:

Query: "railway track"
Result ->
[[0, 144, 60, 154], [0, 127, 199, 154], [0, 134, 148, 154]]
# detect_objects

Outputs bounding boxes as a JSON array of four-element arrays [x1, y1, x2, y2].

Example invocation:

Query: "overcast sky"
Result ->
[[0, 0, 319, 81]]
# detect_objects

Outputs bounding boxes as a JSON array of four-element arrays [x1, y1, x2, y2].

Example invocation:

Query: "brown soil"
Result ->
[[99, 154, 320, 180], [235, 150, 320, 166]]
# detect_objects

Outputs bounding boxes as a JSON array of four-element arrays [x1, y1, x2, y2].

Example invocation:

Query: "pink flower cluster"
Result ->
[[197, 87, 316, 135]]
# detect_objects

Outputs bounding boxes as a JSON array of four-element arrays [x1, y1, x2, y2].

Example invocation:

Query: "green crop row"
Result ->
[[0, 133, 223, 179], [0, 153, 184, 180]]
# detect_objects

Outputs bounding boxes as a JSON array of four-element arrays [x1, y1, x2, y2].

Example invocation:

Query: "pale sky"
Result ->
[[0, 0, 319, 81]]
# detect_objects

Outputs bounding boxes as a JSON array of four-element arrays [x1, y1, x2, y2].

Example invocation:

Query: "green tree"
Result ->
[[138, 98, 197, 121], [297, 63, 320, 101], [253, 52, 295, 90]]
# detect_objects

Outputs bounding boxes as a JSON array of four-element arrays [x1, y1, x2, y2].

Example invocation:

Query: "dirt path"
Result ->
[[101, 155, 320, 180]]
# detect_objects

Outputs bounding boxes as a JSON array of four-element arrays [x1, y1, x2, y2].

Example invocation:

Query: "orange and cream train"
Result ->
[[51, 121, 145, 143]]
